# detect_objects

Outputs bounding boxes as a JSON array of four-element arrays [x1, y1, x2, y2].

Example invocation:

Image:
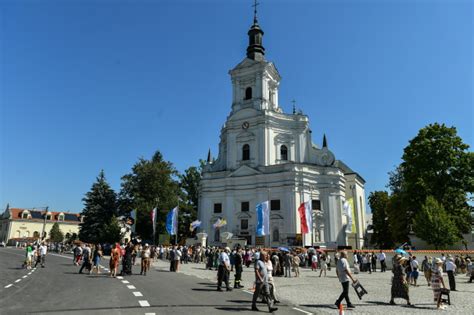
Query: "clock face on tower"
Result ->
[[242, 121, 250, 130]]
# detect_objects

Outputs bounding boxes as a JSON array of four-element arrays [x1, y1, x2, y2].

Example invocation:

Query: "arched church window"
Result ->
[[280, 145, 288, 161], [242, 144, 250, 161], [245, 87, 252, 100], [272, 229, 279, 242]]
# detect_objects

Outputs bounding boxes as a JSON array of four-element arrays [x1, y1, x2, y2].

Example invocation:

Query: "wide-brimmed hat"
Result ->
[[224, 247, 231, 252], [398, 256, 408, 263], [434, 258, 443, 264]]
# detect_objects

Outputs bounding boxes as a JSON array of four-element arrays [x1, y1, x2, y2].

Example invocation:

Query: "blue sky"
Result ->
[[1, 0, 472, 214]]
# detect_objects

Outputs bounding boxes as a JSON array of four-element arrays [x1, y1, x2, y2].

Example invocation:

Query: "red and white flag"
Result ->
[[298, 201, 313, 234]]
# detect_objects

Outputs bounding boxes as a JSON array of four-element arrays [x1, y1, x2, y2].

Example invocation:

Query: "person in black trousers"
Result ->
[[234, 247, 244, 288], [335, 251, 356, 309], [446, 257, 456, 291]]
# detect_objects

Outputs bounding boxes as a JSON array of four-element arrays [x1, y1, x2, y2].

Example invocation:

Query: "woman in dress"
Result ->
[[121, 242, 133, 276], [263, 252, 280, 303], [431, 258, 447, 309], [91, 244, 103, 274], [389, 256, 413, 306], [109, 243, 121, 277]]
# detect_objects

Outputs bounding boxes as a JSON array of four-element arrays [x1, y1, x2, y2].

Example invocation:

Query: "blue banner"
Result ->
[[166, 207, 178, 235]]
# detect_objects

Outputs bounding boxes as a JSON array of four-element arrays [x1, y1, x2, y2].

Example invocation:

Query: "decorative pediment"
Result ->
[[270, 213, 284, 220], [228, 165, 262, 177], [274, 133, 295, 145], [237, 212, 252, 219]]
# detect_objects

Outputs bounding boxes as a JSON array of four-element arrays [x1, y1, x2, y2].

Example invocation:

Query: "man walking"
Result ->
[[446, 256, 457, 291], [284, 252, 292, 278], [79, 243, 92, 274], [234, 246, 244, 288], [217, 247, 233, 292], [335, 251, 356, 309], [251, 251, 278, 313], [378, 250, 386, 272], [35, 242, 47, 268]]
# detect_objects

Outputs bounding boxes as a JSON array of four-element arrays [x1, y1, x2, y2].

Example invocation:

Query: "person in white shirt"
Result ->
[[410, 256, 419, 286], [445, 257, 457, 291], [378, 251, 387, 272], [35, 243, 48, 268], [217, 247, 232, 291]]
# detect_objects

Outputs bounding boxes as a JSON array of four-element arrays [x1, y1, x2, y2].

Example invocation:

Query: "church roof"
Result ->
[[335, 160, 366, 184]]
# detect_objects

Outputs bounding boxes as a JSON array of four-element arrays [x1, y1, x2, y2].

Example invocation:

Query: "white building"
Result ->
[[198, 11, 366, 249]]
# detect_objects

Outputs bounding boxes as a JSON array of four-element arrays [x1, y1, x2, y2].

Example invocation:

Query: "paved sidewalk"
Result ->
[[151, 259, 474, 314]]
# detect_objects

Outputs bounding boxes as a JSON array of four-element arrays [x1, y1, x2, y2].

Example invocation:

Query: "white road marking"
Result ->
[[242, 290, 253, 295], [4, 284, 13, 288], [28, 272, 32, 275], [133, 291, 143, 297], [22, 275, 27, 278], [293, 307, 313, 315], [138, 300, 150, 307], [127, 285, 136, 289], [144, 313, 156, 315], [116, 276, 124, 279], [121, 280, 130, 284], [15, 279, 21, 283]]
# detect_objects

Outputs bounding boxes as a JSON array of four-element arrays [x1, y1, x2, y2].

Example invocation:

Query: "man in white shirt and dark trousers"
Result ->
[[446, 257, 457, 291], [335, 251, 356, 309], [217, 247, 233, 292], [252, 251, 277, 313], [378, 251, 386, 272]]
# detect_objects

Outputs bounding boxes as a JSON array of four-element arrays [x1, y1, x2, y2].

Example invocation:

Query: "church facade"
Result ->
[[198, 12, 366, 249]]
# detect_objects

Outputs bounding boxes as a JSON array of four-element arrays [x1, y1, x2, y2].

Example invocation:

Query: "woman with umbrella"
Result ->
[[389, 256, 413, 306]]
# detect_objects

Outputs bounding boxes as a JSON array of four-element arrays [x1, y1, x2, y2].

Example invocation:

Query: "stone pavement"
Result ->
[[151, 259, 474, 314]]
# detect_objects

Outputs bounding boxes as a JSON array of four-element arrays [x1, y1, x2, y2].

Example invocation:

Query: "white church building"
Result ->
[[198, 10, 366, 249]]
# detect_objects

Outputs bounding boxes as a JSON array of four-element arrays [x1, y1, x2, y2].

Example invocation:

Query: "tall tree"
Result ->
[[119, 151, 180, 243], [400, 123, 473, 235], [178, 163, 203, 239], [368, 191, 394, 248], [413, 196, 460, 249], [79, 170, 119, 243], [49, 222, 64, 243]]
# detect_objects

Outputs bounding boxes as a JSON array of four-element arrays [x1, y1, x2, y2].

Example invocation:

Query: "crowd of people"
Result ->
[[19, 241, 474, 313]]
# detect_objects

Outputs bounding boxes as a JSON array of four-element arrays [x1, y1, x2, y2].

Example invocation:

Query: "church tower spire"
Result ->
[[246, 0, 265, 61]]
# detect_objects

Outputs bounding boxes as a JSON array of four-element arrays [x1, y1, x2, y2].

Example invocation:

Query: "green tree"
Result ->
[[400, 123, 473, 234], [177, 163, 203, 240], [413, 196, 460, 249], [368, 191, 394, 248], [49, 222, 64, 243], [102, 216, 122, 244], [119, 151, 180, 243], [79, 170, 119, 243]]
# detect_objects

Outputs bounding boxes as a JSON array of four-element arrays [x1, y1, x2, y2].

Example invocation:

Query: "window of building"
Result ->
[[25, 231, 30, 237], [245, 87, 252, 100], [280, 145, 288, 161], [241, 219, 248, 230], [33, 231, 40, 239], [241, 201, 249, 212], [272, 229, 280, 242], [58, 214, 64, 221], [271, 200, 280, 211], [242, 144, 250, 161], [213, 203, 222, 213], [312, 200, 321, 211], [46, 214, 52, 220], [22, 212, 29, 219]]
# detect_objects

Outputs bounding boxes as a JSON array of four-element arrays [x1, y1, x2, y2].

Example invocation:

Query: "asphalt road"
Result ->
[[0, 248, 302, 315]]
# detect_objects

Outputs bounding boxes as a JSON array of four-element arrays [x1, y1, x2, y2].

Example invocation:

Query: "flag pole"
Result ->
[[175, 199, 179, 245]]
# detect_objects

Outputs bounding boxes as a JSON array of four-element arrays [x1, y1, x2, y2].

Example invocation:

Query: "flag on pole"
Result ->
[[151, 208, 157, 236], [343, 198, 355, 233], [256, 201, 270, 236], [298, 201, 312, 234], [166, 207, 178, 235], [213, 218, 227, 229], [190, 220, 202, 232]]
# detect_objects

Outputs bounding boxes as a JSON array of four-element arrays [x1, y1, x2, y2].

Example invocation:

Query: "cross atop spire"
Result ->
[[252, 0, 260, 24], [246, 0, 265, 61]]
